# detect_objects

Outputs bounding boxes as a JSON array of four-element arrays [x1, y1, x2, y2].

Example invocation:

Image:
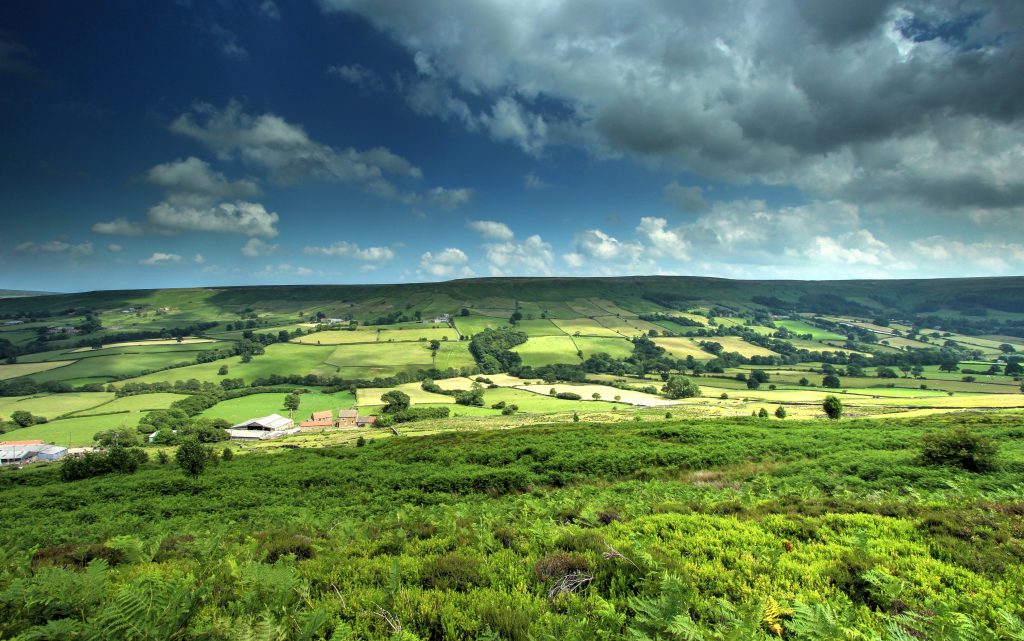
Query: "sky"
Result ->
[[1, 0, 1023, 291]]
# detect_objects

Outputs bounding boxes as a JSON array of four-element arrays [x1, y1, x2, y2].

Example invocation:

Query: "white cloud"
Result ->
[[257, 0, 280, 20], [91, 218, 146, 236], [805, 230, 894, 267], [193, 254, 205, 264], [147, 201, 279, 238], [241, 237, 279, 257], [208, 24, 248, 60], [146, 156, 261, 201], [302, 241, 395, 262], [910, 236, 1024, 273], [107, 243, 122, 252], [16, 240, 93, 256], [428, 186, 474, 208], [636, 217, 689, 259], [484, 234, 554, 276], [141, 252, 182, 266], [419, 247, 471, 277], [255, 263, 314, 278], [468, 220, 514, 241]]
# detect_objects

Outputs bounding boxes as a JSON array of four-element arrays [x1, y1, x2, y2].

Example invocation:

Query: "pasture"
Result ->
[[551, 317, 623, 338], [774, 318, 845, 340], [0, 360, 75, 381], [511, 334, 581, 366], [200, 390, 356, 423], [0, 392, 114, 422]]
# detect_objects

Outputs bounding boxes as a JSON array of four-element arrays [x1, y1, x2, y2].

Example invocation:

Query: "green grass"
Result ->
[[573, 336, 635, 359], [0, 392, 115, 422], [292, 329, 383, 344], [511, 335, 582, 367], [0, 360, 76, 380], [775, 319, 846, 340], [67, 393, 189, 417], [0, 412, 144, 446], [482, 387, 622, 412], [653, 337, 715, 360], [377, 327, 459, 342], [199, 390, 356, 423], [551, 318, 623, 338], [122, 343, 334, 386], [453, 315, 512, 335]]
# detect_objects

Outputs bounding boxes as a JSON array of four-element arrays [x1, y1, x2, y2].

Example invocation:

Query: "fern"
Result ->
[[88, 573, 199, 641]]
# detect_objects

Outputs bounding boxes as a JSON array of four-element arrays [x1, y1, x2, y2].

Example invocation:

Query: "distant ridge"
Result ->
[[0, 289, 59, 299]]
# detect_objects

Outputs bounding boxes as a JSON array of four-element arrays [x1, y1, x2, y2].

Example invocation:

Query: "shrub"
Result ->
[[662, 375, 700, 399], [597, 508, 621, 525], [60, 446, 148, 481], [221, 447, 234, 460], [31, 543, 126, 568], [262, 533, 315, 563], [757, 407, 769, 418], [534, 553, 590, 581], [355, 436, 366, 447], [823, 395, 843, 420], [919, 429, 999, 472], [420, 553, 484, 591], [176, 439, 208, 478], [775, 406, 787, 419], [557, 392, 582, 400]]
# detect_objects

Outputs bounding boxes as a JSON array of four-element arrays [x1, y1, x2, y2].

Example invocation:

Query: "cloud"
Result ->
[[146, 156, 261, 202], [910, 236, 1024, 273], [16, 240, 94, 256], [255, 263, 313, 278], [207, 24, 248, 60], [483, 234, 554, 276], [322, 1, 1024, 216], [147, 201, 279, 237], [468, 220, 514, 241], [524, 172, 550, 190], [327, 63, 384, 91], [241, 237, 278, 257], [805, 229, 895, 266], [107, 244, 122, 252], [91, 218, 146, 236], [419, 247, 471, 277], [169, 100, 423, 199], [636, 217, 689, 259], [662, 181, 708, 213], [257, 0, 281, 20], [193, 254, 205, 264], [141, 252, 182, 266], [428, 186, 474, 208], [302, 241, 395, 262]]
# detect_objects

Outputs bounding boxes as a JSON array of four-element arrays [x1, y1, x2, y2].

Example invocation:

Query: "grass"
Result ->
[[0, 392, 115, 422], [66, 393, 189, 417], [551, 318, 624, 338], [482, 387, 623, 412], [356, 382, 458, 406], [123, 343, 335, 386], [376, 327, 460, 342], [512, 335, 582, 367], [199, 390, 356, 423], [775, 319, 845, 340], [453, 315, 511, 335], [0, 412, 144, 446], [292, 329, 383, 344], [514, 382, 674, 406], [653, 337, 715, 360], [573, 336, 635, 360], [0, 361, 75, 380]]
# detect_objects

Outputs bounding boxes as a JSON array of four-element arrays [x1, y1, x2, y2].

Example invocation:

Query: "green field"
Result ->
[[551, 317, 623, 338], [123, 343, 335, 386], [573, 336, 635, 359], [775, 319, 846, 340], [0, 360, 75, 380], [512, 335, 582, 367], [653, 336, 716, 359], [200, 390, 356, 423], [0, 392, 115, 422], [292, 329, 382, 344], [0, 412, 144, 446]]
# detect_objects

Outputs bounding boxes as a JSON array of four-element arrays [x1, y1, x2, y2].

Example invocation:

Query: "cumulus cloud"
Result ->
[[484, 234, 554, 276], [207, 24, 248, 60], [428, 186, 474, 208], [241, 237, 278, 257], [322, 0, 1024, 216], [468, 220, 514, 241], [140, 252, 182, 266], [148, 201, 279, 238], [524, 172, 550, 190], [146, 156, 261, 202], [255, 263, 314, 278], [302, 241, 395, 262], [16, 240, 94, 256], [419, 247, 471, 278], [107, 244, 122, 252]]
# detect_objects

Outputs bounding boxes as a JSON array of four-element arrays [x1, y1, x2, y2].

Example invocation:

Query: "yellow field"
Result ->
[[356, 382, 456, 407], [0, 361, 75, 381], [653, 337, 716, 360], [293, 329, 381, 344], [515, 383, 677, 406], [70, 338, 214, 351]]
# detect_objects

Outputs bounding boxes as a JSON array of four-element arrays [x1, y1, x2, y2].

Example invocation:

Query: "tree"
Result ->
[[1005, 360, 1023, 376], [823, 395, 843, 420], [998, 343, 1016, 353], [822, 374, 841, 388], [799, 377, 810, 386], [938, 355, 960, 373], [775, 406, 787, 419], [381, 390, 411, 414], [757, 407, 769, 418], [284, 393, 301, 416], [176, 439, 208, 478], [662, 375, 700, 399], [217, 365, 229, 375], [10, 410, 35, 427], [93, 427, 142, 448]]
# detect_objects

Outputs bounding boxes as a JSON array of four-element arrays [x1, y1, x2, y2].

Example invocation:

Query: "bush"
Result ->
[[262, 533, 315, 563], [534, 553, 590, 581], [823, 395, 843, 420], [919, 429, 999, 472], [222, 447, 234, 460], [557, 392, 582, 400], [420, 553, 485, 591], [176, 439, 209, 478], [775, 406, 787, 419], [662, 375, 700, 399], [60, 446, 148, 481]]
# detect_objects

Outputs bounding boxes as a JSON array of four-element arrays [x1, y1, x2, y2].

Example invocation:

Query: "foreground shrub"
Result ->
[[261, 533, 315, 563], [919, 429, 999, 472], [420, 553, 485, 591], [534, 553, 590, 581], [60, 446, 148, 481]]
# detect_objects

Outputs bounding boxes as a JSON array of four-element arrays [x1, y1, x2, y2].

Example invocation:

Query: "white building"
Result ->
[[228, 414, 299, 440]]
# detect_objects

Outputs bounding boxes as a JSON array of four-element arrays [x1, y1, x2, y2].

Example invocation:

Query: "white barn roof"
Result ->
[[231, 414, 294, 430]]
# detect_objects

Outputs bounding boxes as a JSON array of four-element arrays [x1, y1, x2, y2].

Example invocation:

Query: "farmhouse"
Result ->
[[0, 441, 67, 465], [300, 410, 334, 429], [356, 415, 377, 427], [228, 414, 299, 440], [337, 409, 359, 427]]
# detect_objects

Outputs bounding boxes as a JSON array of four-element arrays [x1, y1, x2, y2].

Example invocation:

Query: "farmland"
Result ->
[[0, 277, 1023, 638]]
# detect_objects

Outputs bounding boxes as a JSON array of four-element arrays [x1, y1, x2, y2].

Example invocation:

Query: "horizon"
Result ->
[[2, 1, 1024, 291]]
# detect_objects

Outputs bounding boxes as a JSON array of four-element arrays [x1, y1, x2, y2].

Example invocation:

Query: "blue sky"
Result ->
[[1, 0, 1023, 291]]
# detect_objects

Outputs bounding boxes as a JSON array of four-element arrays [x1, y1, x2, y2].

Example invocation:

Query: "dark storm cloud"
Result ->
[[321, 0, 1024, 214]]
